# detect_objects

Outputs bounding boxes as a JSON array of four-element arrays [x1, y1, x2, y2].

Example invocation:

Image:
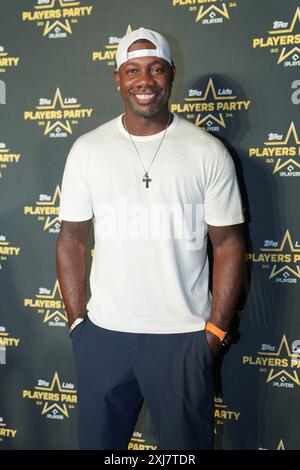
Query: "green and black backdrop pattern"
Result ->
[[0, 0, 300, 450]]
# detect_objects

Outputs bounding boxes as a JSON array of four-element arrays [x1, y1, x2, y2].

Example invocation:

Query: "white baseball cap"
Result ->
[[115, 27, 172, 70]]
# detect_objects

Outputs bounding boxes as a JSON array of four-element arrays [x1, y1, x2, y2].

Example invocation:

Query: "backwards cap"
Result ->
[[115, 27, 172, 70]]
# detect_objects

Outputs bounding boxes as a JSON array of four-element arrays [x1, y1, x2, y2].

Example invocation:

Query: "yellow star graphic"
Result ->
[[260, 230, 300, 279], [261, 230, 300, 254], [105, 24, 132, 50], [34, 0, 81, 37], [35, 372, 76, 417], [37, 279, 62, 300], [277, 440, 285, 450], [185, 78, 235, 127], [258, 335, 300, 386], [264, 122, 300, 146], [195, 113, 226, 128], [43, 310, 67, 323], [268, 8, 300, 65], [36, 185, 61, 230], [36, 280, 67, 323], [36, 88, 80, 136], [43, 20, 72, 36], [185, 78, 236, 102], [277, 47, 300, 65], [195, 4, 230, 23], [269, 7, 300, 35], [35, 0, 80, 9], [264, 122, 300, 173], [36, 88, 80, 110]]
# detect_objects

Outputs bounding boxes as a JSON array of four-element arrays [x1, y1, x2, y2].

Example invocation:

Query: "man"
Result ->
[[56, 28, 245, 450]]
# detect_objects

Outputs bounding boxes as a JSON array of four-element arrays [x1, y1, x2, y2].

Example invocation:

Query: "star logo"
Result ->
[[92, 25, 132, 66], [35, 372, 77, 417], [34, 0, 80, 37], [185, 78, 237, 128], [36, 88, 79, 135], [277, 440, 285, 450], [36, 280, 67, 324], [105, 24, 132, 53], [258, 335, 300, 385], [266, 7, 300, 66], [260, 230, 300, 280], [36, 185, 61, 230], [264, 122, 300, 173], [24, 87, 93, 137]]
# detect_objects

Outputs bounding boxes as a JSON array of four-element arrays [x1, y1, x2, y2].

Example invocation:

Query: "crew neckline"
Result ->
[[117, 113, 178, 142]]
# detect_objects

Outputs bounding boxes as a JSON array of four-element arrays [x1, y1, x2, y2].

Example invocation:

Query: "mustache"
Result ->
[[129, 87, 162, 94]]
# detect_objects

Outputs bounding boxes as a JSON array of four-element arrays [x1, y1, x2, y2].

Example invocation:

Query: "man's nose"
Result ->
[[136, 70, 155, 87]]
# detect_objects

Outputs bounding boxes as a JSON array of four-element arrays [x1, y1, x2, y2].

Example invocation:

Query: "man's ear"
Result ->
[[171, 64, 176, 84], [114, 69, 120, 88]]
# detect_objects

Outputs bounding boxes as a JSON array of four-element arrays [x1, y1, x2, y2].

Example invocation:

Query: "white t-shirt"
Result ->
[[59, 114, 244, 334]]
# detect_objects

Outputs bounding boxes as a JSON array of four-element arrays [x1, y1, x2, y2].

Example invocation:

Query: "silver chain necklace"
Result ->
[[123, 113, 171, 188]]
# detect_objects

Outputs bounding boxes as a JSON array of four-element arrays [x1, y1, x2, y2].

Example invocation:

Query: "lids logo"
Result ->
[[24, 88, 93, 138], [22, 0, 93, 39], [246, 230, 300, 283], [252, 7, 300, 67], [0, 45, 20, 73], [128, 431, 158, 450], [0, 417, 17, 441], [24, 185, 61, 233], [214, 397, 240, 423], [171, 0, 238, 25], [249, 122, 300, 177], [171, 77, 250, 133], [24, 280, 67, 326], [92, 25, 132, 67], [22, 372, 77, 419], [0, 236, 21, 269], [0, 142, 21, 178], [243, 336, 300, 388]]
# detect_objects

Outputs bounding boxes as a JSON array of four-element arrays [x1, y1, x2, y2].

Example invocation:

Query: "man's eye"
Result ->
[[152, 67, 164, 74], [127, 68, 137, 74]]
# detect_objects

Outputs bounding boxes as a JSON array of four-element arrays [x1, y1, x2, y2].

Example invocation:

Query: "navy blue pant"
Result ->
[[71, 316, 214, 450]]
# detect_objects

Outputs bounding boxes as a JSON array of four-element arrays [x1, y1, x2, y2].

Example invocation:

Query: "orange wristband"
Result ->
[[205, 322, 227, 341]]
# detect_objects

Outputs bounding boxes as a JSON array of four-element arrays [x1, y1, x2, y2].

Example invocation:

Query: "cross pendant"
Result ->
[[142, 172, 152, 188]]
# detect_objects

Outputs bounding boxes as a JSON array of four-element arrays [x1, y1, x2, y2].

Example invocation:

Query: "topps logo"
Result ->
[[273, 21, 288, 29]]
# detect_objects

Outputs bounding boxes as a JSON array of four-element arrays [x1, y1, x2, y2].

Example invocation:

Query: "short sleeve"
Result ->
[[59, 138, 93, 222], [204, 148, 244, 226]]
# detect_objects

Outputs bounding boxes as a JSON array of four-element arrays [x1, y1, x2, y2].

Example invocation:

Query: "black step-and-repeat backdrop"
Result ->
[[0, 0, 299, 450]]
